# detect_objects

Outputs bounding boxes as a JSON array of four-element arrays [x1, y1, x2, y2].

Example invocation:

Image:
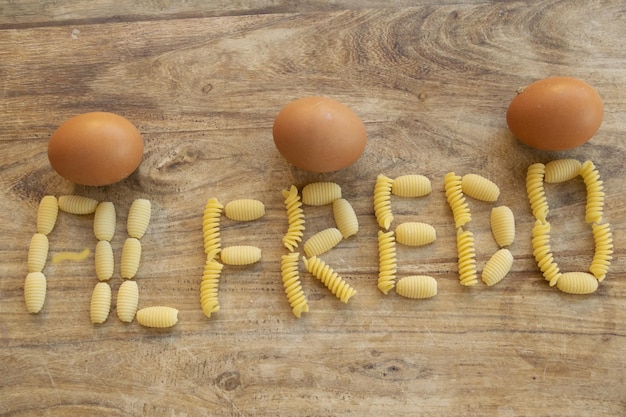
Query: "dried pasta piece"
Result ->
[[302, 182, 342, 206], [37, 195, 58, 235], [302, 255, 356, 303], [590, 222, 613, 282], [51, 248, 90, 264], [444, 172, 471, 229], [95, 240, 114, 281], [303, 227, 343, 258], [201, 257, 224, 318], [116, 279, 139, 323], [580, 160, 605, 224], [374, 174, 394, 230], [461, 173, 500, 202], [58, 195, 99, 215], [94, 202, 116, 241], [27, 233, 49, 273], [281, 252, 309, 318], [395, 222, 436, 247], [481, 248, 514, 287], [220, 245, 262, 266], [377, 230, 397, 295], [556, 272, 599, 295], [127, 199, 151, 239], [395, 275, 437, 299], [526, 163, 548, 223], [332, 198, 359, 238], [136, 306, 179, 328], [456, 228, 477, 286], [392, 174, 432, 197], [202, 198, 223, 257], [544, 159, 582, 183], [531, 220, 562, 287], [281, 185, 306, 252], [224, 199, 265, 221], [24, 271, 46, 314], [121, 237, 142, 279], [490, 206, 515, 248], [90, 282, 111, 324]]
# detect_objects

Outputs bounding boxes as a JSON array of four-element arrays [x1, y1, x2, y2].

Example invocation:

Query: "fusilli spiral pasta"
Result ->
[[127, 198, 151, 239], [444, 172, 471, 229], [456, 228, 477, 286], [544, 159, 582, 183], [27, 233, 49, 273], [391, 175, 432, 198], [282, 185, 306, 252], [95, 240, 114, 281], [202, 198, 223, 257], [302, 182, 342, 206], [58, 195, 99, 215], [136, 306, 179, 328], [121, 237, 142, 279], [332, 198, 359, 238], [377, 230, 397, 295], [90, 282, 111, 324], [281, 252, 309, 318], [220, 245, 262, 266], [302, 255, 356, 303], [526, 163, 548, 223], [94, 202, 116, 241], [580, 160, 605, 224], [395, 275, 437, 299], [531, 220, 561, 287], [481, 248, 513, 287], [490, 205, 515, 248], [24, 271, 46, 314], [461, 173, 500, 202], [36, 195, 58, 235], [590, 222, 613, 282], [556, 272, 598, 295], [303, 227, 343, 258], [116, 279, 139, 323], [201, 258, 223, 318], [224, 199, 265, 221], [374, 174, 394, 230], [395, 222, 436, 247]]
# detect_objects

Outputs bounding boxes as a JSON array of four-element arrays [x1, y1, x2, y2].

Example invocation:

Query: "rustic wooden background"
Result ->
[[1, 1, 625, 416]]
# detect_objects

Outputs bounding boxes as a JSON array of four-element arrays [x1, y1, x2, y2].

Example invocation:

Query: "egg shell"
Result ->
[[506, 77, 603, 151], [272, 96, 367, 173], [48, 112, 144, 186]]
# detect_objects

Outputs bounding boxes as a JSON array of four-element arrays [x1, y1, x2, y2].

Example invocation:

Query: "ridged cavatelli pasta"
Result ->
[[392, 174, 432, 197], [201, 257, 224, 318], [333, 198, 359, 238], [121, 238, 142, 279], [282, 185, 306, 252], [461, 173, 500, 202], [303, 227, 343, 258], [444, 172, 471, 229], [374, 174, 394, 230], [37, 195, 58, 235], [224, 199, 265, 221], [202, 198, 223, 256], [490, 206, 515, 248], [556, 272, 599, 295], [526, 163, 548, 223], [58, 195, 99, 215], [90, 282, 111, 324], [395, 275, 437, 299], [127, 199, 151, 239], [590, 222, 613, 282], [94, 202, 116, 241], [302, 256, 356, 303], [24, 271, 46, 314], [481, 248, 514, 287], [95, 240, 114, 281], [456, 228, 477, 286], [136, 306, 179, 328], [580, 160, 605, 224], [531, 220, 562, 286], [377, 230, 397, 295], [544, 159, 582, 183], [27, 233, 49, 273], [302, 182, 342, 206], [395, 222, 436, 247], [220, 245, 262, 266], [116, 279, 139, 323], [281, 252, 309, 318]]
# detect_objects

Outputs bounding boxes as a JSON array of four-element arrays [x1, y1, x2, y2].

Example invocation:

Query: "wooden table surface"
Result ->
[[1, 1, 625, 416]]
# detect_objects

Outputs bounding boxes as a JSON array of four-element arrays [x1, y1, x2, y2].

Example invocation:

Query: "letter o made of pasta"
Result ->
[[395, 222, 436, 247]]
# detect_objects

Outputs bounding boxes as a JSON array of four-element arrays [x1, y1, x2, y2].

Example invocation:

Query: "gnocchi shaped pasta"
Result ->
[[116, 279, 139, 323], [281, 252, 309, 318], [224, 199, 265, 221], [302, 182, 342, 206], [556, 272, 598, 295], [95, 240, 114, 281], [444, 172, 471, 229], [377, 230, 397, 295], [121, 238, 142, 279], [36, 195, 58, 235], [27, 233, 49, 273], [127, 198, 151, 239], [58, 195, 99, 215], [302, 256, 356, 303], [395, 275, 437, 299], [374, 174, 394, 230], [580, 160, 605, 224], [90, 282, 112, 324], [395, 222, 436, 247], [461, 173, 500, 202], [544, 159, 582, 183], [303, 227, 343, 258], [456, 228, 477, 286], [481, 248, 514, 287], [220, 245, 262, 266], [136, 306, 179, 328], [94, 202, 116, 241], [490, 206, 515, 248], [333, 198, 359, 239], [392, 174, 432, 198], [201, 257, 223, 318], [24, 271, 46, 314]]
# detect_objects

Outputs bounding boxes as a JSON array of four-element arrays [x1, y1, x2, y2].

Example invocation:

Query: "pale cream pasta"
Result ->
[[490, 206, 515, 248], [94, 202, 116, 241], [444, 172, 471, 229], [590, 222, 613, 282], [302, 182, 342, 206], [224, 199, 265, 221], [201, 257, 224, 318], [395, 222, 436, 247], [580, 160, 605, 224], [481, 248, 513, 287], [281, 185, 306, 252], [127, 198, 151, 239], [391, 174, 431, 198], [58, 195, 99, 215], [461, 173, 500, 202], [36, 195, 58, 235], [456, 228, 477, 286], [332, 198, 359, 239], [90, 282, 112, 324], [302, 255, 356, 303], [544, 159, 582, 183], [121, 237, 142, 279], [136, 306, 179, 328], [556, 272, 599, 295], [27, 233, 49, 273], [281, 252, 309, 318], [220, 245, 262, 266], [395, 275, 437, 299], [374, 174, 394, 230], [116, 279, 139, 323], [377, 230, 397, 295], [95, 240, 114, 281], [24, 271, 46, 314], [303, 227, 343, 258], [526, 163, 548, 223]]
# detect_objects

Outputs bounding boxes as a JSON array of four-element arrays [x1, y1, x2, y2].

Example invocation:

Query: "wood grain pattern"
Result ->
[[1, 1, 625, 416]]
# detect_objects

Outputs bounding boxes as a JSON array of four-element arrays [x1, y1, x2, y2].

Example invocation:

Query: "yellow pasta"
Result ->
[[281, 185, 306, 252], [27, 233, 49, 273], [93, 202, 116, 241], [95, 240, 114, 281], [51, 248, 90, 264], [456, 228, 477, 286], [301, 182, 342, 206], [556, 272, 599, 295], [590, 222, 613, 282], [395, 275, 437, 299], [544, 159, 582, 183], [121, 237, 142, 279], [332, 198, 359, 238], [303, 227, 343, 258], [444, 172, 471, 229], [224, 199, 265, 221], [377, 230, 397, 295], [481, 248, 514, 287], [531, 220, 562, 287], [24, 271, 46, 314], [490, 205, 515, 248], [90, 282, 111, 324], [136, 306, 179, 328], [461, 173, 500, 202], [580, 160, 605, 224], [202, 198, 223, 257], [200, 257, 224, 318], [302, 255, 356, 303], [127, 198, 151, 239], [391, 174, 432, 198], [526, 163, 548, 223], [281, 252, 309, 318], [374, 174, 394, 230], [36, 195, 58, 235], [116, 279, 139, 323], [58, 195, 99, 215], [220, 245, 262, 266], [395, 222, 436, 247]]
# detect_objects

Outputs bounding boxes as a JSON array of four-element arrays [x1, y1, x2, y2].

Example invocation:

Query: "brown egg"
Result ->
[[272, 96, 367, 173], [48, 112, 144, 186]]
